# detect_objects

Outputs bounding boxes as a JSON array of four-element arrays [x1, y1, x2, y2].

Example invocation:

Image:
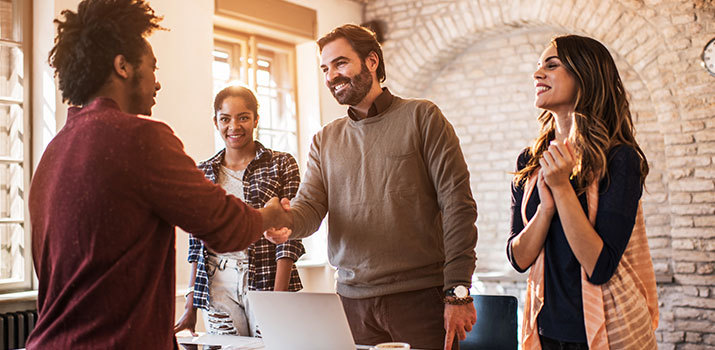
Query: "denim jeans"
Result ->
[[203, 255, 257, 336]]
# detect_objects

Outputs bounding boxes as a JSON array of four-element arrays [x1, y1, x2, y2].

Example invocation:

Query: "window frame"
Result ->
[[0, 0, 34, 293], [213, 27, 300, 158]]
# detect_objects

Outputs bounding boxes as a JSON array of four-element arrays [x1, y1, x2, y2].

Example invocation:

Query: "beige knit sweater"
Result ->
[[290, 96, 478, 299]]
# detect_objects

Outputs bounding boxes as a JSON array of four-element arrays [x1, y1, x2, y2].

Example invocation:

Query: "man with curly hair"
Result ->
[[26, 0, 291, 348]]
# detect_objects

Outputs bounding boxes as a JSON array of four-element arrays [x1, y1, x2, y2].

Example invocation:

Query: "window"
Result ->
[[212, 30, 299, 157], [0, 0, 31, 292]]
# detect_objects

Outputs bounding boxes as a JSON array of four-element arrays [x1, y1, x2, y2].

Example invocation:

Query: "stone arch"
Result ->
[[383, 0, 678, 124], [378, 0, 678, 274]]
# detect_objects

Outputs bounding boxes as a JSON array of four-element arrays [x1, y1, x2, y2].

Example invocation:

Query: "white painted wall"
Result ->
[[39, 0, 217, 161], [286, 0, 364, 126]]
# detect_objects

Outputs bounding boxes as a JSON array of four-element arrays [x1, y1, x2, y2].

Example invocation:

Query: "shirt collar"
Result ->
[[206, 141, 271, 168], [68, 97, 121, 119], [347, 87, 393, 121]]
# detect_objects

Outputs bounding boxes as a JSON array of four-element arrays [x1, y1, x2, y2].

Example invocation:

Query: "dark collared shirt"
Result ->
[[347, 87, 394, 120], [188, 142, 304, 310]]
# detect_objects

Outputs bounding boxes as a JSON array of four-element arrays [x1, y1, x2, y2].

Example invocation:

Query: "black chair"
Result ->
[[460, 294, 518, 350]]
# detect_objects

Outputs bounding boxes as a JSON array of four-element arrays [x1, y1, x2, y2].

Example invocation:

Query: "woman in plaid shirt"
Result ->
[[174, 86, 305, 336]]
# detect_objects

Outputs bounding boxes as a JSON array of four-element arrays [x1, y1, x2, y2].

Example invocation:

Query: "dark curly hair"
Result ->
[[49, 0, 164, 106], [213, 85, 259, 120], [317, 24, 386, 83]]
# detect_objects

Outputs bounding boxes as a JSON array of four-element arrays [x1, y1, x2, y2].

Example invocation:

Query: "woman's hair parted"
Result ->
[[49, 0, 164, 106], [213, 86, 259, 120], [514, 35, 649, 193]]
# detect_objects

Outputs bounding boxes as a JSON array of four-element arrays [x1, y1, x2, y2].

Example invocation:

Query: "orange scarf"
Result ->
[[520, 174, 659, 349]]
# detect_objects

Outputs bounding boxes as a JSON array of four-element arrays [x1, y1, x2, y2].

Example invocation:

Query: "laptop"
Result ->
[[247, 291, 372, 350]]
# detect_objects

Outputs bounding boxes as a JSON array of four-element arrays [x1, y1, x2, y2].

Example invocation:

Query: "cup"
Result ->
[[371, 342, 411, 349]]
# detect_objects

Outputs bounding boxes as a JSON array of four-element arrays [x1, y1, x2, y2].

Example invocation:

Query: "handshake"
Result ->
[[257, 197, 293, 245]]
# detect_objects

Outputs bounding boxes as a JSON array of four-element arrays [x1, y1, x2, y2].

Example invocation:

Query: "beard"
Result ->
[[128, 72, 152, 116], [329, 63, 373, 106]]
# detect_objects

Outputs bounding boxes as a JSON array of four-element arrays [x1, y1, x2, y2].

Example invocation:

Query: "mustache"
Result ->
[[328, 76, 351, 88]]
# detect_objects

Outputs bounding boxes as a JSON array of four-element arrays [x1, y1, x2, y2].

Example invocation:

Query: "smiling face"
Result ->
[[127, 43, 161, 116], [533, 44, 578, 117], [320, 37, 374, 106], [214, 96, 258, 151]]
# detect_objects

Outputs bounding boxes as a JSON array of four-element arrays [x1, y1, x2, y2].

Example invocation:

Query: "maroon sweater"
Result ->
[[27, 98, 263, 349]]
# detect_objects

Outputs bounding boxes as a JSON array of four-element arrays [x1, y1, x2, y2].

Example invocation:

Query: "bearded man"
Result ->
[[281, 24, 479, 350]]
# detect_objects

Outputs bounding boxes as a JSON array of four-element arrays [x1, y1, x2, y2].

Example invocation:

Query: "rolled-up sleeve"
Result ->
[[276, 240, 305, 261]]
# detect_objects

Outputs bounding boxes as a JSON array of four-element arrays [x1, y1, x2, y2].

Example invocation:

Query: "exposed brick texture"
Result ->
[[365, 0, 715, 347]]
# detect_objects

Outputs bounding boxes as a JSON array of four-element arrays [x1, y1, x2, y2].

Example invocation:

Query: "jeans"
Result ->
[[203, 255, 257, 336]]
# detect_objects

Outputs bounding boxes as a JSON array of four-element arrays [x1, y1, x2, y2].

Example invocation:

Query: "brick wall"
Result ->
[[365, 0, 715, 348]]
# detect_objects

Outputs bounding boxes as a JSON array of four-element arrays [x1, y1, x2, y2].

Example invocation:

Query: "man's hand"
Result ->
[[174, 297, 198, 336], [443, 302, 477, 350], [258, 197, 293, 232]]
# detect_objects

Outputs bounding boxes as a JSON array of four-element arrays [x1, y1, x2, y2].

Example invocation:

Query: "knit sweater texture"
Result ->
[[290, 95, 478, 298]]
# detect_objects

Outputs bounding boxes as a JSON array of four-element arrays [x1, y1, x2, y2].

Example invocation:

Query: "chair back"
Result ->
[[460, 294, 518, 350]]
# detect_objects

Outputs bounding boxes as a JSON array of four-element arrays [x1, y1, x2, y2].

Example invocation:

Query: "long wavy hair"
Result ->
[[49, 0, 164, 106], [514, 35, 649, 193]]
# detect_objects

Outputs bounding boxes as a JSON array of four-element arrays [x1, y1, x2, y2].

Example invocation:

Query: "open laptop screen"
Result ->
[[247, 291, 358, 350]]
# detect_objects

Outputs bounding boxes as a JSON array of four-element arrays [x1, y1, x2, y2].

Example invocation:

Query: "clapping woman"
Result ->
[[507, 35, 659, 349]]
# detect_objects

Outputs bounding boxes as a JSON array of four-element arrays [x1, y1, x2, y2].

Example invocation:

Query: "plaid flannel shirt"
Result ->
[[188, 141, 304, 310]]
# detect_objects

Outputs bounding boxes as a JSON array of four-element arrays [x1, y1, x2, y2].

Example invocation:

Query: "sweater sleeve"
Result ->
[[587, 146, 643, 284], [276, 153, 305, 261], [506, 148, 531, 273], [419, 102, 478, 290], [289, 131, 329, 239], [130, 120, 263, 253]]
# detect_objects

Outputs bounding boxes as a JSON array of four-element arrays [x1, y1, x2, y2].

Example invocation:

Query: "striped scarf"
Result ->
[[520, 174, 659, 349]]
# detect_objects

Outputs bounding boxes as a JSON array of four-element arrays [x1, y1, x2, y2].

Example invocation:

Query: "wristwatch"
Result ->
[[446, 285, 470, 298], [444, 285, 473, 305]]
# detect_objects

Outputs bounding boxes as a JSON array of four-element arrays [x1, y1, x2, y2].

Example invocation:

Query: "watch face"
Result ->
[[703, 37, 715, 76], [455, 285, 469, 298]]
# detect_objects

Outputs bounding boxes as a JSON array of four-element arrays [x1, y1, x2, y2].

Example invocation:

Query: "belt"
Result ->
[[207, 254, 248, 270]]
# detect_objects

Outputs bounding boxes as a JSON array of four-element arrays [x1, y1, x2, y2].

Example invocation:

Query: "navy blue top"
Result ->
[[507, 145, 643, 343]]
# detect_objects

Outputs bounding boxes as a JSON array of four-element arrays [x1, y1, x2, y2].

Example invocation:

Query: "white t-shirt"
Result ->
[[210, 165, 249, 261]]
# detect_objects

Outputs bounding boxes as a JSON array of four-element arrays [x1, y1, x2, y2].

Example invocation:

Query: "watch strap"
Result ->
[[443, 295, 474, 305]]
